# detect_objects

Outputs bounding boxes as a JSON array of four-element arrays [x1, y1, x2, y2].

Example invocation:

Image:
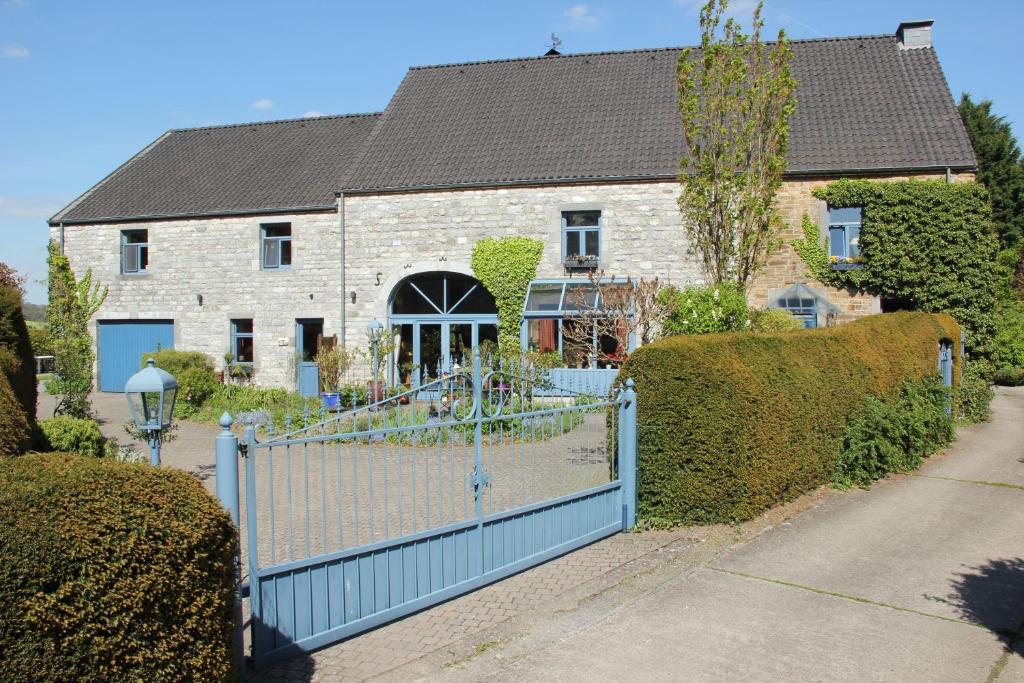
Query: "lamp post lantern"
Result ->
[[124, 358, 178, 466], [367, 319, 385, 404]]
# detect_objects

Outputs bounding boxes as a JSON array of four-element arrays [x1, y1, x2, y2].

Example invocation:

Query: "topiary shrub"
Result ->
[[833, 375, 954, 488], [140, 348, 215, 378], [659, 282, 749, 336], [0, 285, 37, 429], [38, 416, 105, 457], [993, 367, 1024, 387], [619, 311, 960, 525], [748, 307, 804, 332], [0, 453, 237, 681], [0, 367, 31, 457]]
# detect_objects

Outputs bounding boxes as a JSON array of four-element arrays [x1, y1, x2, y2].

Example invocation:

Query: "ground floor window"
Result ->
[[767, 283, 841, 329], [521, 279, 632, 368], [231, 319, 254, 363]]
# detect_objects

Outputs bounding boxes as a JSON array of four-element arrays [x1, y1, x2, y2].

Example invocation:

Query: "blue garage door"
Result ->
[[97, 320, 174, 392]]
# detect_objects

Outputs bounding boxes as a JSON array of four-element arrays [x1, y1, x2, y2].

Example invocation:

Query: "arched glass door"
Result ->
[[389, 272, 499, 386]]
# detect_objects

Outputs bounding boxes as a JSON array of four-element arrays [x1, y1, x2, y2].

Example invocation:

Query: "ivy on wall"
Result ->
[[471, 237, 544, 354], [792, 178, 999, 359]]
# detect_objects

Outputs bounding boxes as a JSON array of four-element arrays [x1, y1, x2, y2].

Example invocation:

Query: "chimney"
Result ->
[[896, 19, 933, 49]]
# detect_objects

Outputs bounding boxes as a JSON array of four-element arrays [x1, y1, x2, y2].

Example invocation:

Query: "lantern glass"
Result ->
[[160, 386, 177, 428]]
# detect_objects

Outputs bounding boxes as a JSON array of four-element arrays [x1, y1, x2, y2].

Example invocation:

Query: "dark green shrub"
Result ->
[[659, 282, 748, 336], [176, 367, 221, 416], [993, 367, 1024, 386], [957, 362, 996, 423], [38, 416, 105, 457], [833, 376, 954, 488], [0, 285, 37, 428], [0, 453, 237, 681], [748, 307, 804, 332], [140, 348, 215, 377], [620, 312, 961, 525], [0, 368, 31, 457]]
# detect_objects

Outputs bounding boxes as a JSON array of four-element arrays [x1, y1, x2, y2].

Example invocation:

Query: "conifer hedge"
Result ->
[[620, 312, 959, 525], [0, 454, 238, 681]]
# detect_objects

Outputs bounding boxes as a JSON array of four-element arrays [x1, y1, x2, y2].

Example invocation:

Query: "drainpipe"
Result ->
[[336, 192, 346, 349], [945, 166, 951, 184], [58, 222, 65, 254]]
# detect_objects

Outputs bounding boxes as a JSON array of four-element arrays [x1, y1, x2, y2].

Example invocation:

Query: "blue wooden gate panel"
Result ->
[[97, 320, 174, 392], [242, 356, 638, 669]]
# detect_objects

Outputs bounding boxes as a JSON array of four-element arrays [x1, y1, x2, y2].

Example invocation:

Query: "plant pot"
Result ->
[[321, 392, 341, 410], [367, 381, 385, 404]]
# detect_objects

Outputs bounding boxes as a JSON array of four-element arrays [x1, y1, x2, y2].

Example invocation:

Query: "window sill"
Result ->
[[562, 259, 600, 270], [261, 266, 292, 271], [830, 262, 864, 271], [120, 271, 150, 278]]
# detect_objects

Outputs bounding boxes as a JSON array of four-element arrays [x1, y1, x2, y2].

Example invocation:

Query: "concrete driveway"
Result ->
[[432, 388, 1024, 682]]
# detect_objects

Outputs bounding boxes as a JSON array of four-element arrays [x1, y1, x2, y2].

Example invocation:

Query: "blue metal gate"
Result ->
[[236, 353, 637, 668], [97, 320, 174, 392]]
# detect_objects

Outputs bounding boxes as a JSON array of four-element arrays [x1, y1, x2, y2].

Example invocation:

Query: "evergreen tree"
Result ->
[[958, 94, 1024, 248]]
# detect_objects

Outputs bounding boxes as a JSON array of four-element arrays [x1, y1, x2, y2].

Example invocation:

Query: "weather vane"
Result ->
[[547, 33, 562, 51]]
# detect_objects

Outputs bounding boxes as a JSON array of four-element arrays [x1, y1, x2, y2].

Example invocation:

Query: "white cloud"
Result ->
[[0, 195, 69, 220], [565, 4, 602, 30], [304, 110, 325, 118], [251, 98, 273, 110], [1, 44, 30, 59]]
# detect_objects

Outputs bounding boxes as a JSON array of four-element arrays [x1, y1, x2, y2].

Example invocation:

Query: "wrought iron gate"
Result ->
[[222, 353, 637, 669]]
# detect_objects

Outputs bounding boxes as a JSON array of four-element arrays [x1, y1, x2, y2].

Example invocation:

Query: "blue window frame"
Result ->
[[120, 229, 148, 274], [776, 296, 818, 328], [261, 223, 292, 270], [561, 210, 601, 265], [231, 319, 254, 364], [828, 206, 862, 261]]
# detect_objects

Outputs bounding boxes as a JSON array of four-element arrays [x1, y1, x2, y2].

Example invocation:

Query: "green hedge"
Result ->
[[0, 285, 36, 436], [0, 453, 238, 681], [140, 348, 215, 376], [620, 312, 960, 525]]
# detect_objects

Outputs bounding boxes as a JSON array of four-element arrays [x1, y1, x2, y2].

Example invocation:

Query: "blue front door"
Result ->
[[296, 319, 323, 398], [97, 320, 174, 392]]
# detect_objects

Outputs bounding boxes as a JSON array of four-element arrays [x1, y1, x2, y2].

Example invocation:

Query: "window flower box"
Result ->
[[563, 255, 599, 270], [829, 255, 864, 271]]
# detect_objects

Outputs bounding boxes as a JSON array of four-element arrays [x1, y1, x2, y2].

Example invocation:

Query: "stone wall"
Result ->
[[54, 210, 341, 388]]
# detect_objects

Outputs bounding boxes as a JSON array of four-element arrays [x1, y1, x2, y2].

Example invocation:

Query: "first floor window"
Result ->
[[827, 206, 862, 261], [121, 229, 149, 274], [562, 210, 601, 265], [261, 223, 292, 269], [231, 319, 254, 363]]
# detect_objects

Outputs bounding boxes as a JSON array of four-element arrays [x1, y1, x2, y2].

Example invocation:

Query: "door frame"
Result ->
[[389, 315, 498, 386], [295, 318, 324, 397]]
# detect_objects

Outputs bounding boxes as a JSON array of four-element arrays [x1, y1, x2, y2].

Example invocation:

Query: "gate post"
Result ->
[[214, 412, 244, 676], [618, 378, 638, 530]]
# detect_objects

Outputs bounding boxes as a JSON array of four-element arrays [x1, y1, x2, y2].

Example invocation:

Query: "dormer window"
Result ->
[[562, 210, 601, 268]]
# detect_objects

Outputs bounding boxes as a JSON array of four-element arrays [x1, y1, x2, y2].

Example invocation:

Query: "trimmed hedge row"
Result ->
[[0, 454, 238, 681], [620, 312, 959, 525]]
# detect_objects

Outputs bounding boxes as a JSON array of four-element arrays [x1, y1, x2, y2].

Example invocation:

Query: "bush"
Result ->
[[0, 368, 31, 457], [957, 362, 996, 423], [140, 348, 215, 377], [176, 367, 221, 417], [619, 311, 961, 525], [0, 285, 37, 430], [833, 376, 953, 488], [659, 282, 749, 336], [994, 367, 1024, 386], [748, 307, 804, 332], [38, 416, 105, 457], [0, 454, 237, 681], [27, 325, 52, 358]]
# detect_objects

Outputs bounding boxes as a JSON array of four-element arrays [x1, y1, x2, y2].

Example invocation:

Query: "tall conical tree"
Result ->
[[958, 94, 1024, 248]]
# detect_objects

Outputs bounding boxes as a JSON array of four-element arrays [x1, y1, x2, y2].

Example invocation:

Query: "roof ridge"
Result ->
[[170, 111, 382, 133], [407, 34, 897, 71]]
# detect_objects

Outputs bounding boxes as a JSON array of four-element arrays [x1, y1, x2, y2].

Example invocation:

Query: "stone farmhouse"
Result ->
[[50, 20, 976, 393]]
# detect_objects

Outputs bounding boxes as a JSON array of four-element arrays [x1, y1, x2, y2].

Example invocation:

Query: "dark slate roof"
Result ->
[[342, 34, 976, 192], [51, 113, 381, 224]]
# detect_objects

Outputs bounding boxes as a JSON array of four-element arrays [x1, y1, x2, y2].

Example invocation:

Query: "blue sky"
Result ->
[[2, 0, 1022, 303]]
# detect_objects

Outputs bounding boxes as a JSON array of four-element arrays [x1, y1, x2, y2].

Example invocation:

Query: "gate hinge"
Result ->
[[470, 465, 491, 496]]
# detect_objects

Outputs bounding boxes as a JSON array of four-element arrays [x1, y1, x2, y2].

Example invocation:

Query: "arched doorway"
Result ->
[[389, 272, 499, 384]]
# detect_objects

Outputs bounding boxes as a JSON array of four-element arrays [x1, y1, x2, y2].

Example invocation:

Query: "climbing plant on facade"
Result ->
[[792, 179, 998, 359], [471, 237, 544, 354]]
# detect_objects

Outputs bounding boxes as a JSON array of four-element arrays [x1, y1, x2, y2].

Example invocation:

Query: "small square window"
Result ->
[[121, 229, 148, 274], [562, 210, 601, 266], [261, 223, 292, 269]]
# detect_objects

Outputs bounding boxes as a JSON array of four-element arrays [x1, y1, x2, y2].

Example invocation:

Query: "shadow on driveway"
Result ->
[[928, 557, 1024, 643]]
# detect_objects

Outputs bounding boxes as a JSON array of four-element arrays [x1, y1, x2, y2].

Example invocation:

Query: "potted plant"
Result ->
[[563, 254, 599, 269], [315, 344, 347, 411]]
